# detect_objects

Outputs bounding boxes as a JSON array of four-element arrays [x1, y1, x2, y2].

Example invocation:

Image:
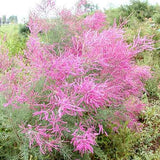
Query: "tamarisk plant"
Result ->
[[0, 0, 154, 157]]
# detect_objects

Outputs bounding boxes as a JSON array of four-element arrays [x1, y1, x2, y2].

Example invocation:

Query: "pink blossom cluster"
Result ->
[[0, 0, 154, 156], [71, 125, 97, 155], [83, 11, 106, 30], [0, 39, 13, 73]]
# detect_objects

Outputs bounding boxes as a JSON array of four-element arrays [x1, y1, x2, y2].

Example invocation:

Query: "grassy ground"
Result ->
[[0, 24, 27, 56]]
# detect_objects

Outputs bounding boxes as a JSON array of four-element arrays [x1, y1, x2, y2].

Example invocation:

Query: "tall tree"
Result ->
[[8, 15, 18, 24], [2, 15, 6, 24]]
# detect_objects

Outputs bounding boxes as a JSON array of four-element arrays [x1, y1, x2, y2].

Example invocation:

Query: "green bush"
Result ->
[[134, 101, 160, 159], [19, 24, 30, 36], [120, 0, 156, 21], [152, 13, 160, 24], [104, 8, 122, 25], [96, 125, 139, 160]]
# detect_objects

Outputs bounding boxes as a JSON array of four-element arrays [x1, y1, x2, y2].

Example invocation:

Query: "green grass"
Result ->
[[0, 24, 28, 56]]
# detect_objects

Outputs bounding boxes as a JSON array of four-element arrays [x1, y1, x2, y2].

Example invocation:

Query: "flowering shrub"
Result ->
[[71, 125, 97, 155], [0, 0, 154, 157]]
